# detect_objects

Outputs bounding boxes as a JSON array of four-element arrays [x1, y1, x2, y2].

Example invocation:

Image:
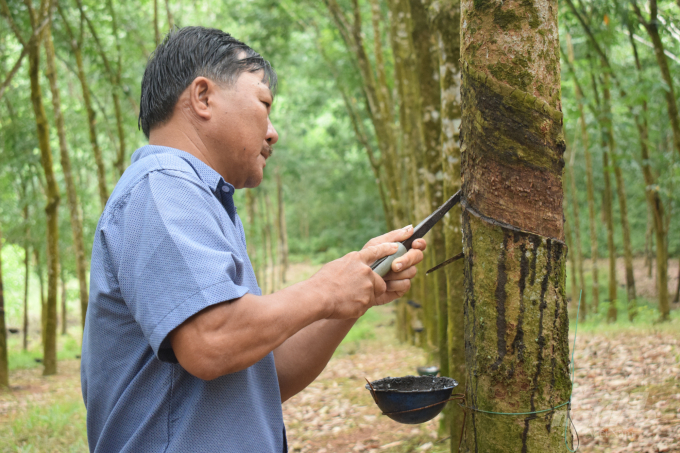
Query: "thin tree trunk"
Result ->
[[626, 25, 671, 321], [644, 206, 653, 278], [565, 214, 579, 310], [164, 0, 174, 29], [58, 4, 108, 210], [429, 0, 465, 447], [276, 172, 288, 285], [78, 0, 127, 179], [245, 189, 261, 285], [633, 0, 680, 158], [0, 225, 9, 388], [35, 249, 45, 339], [673, 264, 679, 305], [566, 38, 598, 315], [591, 73, 618, 322], [460, 0, 572, 449], [106, 0, 126, 178], [44, 24, 89, 329], [23, 208, 29, 351], [264, 191, 276, 293], [566, 136, 587, 319], [603, 78, 636, 318], [60, 267, 67, 335], [26, 7, 59, 375], [411, 0, 448, 386], [154, 0, 160, 46]]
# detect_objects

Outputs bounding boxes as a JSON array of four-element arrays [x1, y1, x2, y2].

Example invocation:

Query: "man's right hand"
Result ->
[[310, 242, 400, 320]]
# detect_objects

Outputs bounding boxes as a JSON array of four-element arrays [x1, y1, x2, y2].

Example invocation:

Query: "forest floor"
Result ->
[[0, 259, 679, 452]]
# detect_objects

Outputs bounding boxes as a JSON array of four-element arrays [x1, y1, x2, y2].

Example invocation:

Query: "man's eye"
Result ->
[[262, 101, 271, 108]]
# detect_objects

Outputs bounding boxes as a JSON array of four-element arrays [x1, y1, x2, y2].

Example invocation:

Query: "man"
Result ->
[[81, 27, 426, 452]]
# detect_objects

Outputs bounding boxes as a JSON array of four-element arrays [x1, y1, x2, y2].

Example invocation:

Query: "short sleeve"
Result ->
[[109, 170, 250, 362]]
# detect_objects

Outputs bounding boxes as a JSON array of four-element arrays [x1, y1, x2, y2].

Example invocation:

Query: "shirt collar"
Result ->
[[131, 145, 235, 194]]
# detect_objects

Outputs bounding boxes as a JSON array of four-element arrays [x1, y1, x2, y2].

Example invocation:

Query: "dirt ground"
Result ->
[[3, 306, 678, 453]]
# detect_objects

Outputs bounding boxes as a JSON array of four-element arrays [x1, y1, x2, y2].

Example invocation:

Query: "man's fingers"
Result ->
[[363, 225, 414, 248], [358, 242, 399, 265], [383, 265, 417, 281], [390, 248, 424, 273]]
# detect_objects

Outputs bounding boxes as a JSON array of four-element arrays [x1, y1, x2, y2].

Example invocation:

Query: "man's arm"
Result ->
[[170, 241, 402, 381], [273, 227, 424, 402]]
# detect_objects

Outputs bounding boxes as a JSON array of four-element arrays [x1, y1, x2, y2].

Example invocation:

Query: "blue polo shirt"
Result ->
[[81, 145, 287, 452]]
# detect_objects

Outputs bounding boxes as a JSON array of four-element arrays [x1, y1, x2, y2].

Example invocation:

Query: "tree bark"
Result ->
[[58, 3, 109, 210], [45, 24, 89, 329], [26, 4, 60, 375], [460, 0, 573, 450], [0, 225, 9, 388]]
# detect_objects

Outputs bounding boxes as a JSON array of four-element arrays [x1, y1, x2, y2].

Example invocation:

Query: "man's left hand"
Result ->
[[363, 225, 426, 305]]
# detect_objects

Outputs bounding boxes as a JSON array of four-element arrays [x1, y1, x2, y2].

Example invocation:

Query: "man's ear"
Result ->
[[188, 77, 214, 121]]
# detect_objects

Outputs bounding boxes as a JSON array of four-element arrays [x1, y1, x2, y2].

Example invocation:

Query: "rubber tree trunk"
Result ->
[[459, 0, 573, 449], [589, 73, 618, 321], [565, 133, 586, 317], [0, 225, 9, 387], [410, 0, 446, 379], [388, 0, 434, 348], [57, 4, 109, 210], [626, 28, 671, 321], [45, 25, 89, 329], [576, 101, 598, 315], [601, 81, 636, 319], [567, 55, 600, 314], [28, 24, 60, 376], [429, 0, 465, 447]]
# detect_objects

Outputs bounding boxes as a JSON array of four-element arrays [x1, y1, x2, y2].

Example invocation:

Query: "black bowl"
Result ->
[[365, 375, 458, 424]]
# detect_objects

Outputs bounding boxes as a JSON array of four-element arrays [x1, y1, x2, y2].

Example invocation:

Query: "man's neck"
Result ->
[[149, 121, 215, 173]]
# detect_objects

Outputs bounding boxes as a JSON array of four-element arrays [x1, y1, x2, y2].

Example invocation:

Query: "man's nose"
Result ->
[[266, 118, 279, 145]]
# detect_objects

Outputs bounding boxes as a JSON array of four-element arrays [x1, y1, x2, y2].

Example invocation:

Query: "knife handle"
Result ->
[[370, 243, 408, 277]]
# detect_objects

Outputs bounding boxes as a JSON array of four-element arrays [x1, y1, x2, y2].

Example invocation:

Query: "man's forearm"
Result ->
[[274, 317, 358, 402]]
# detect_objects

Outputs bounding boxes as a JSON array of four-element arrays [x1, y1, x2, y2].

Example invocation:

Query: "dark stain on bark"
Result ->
[[522, 239, 553, 451], [512, 241, 529, 361], [491, 234, 509, 371], [529, 234, 540, 285]]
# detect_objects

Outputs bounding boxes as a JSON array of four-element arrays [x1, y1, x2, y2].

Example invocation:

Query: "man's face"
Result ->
[[203, 70, 278, 189]]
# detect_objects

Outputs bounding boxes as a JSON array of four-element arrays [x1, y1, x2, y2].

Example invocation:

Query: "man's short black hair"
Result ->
[[138, 26, 277, 138]]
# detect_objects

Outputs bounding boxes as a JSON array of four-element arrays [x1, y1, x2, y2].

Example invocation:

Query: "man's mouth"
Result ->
[[261, 144, 273, 159]]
